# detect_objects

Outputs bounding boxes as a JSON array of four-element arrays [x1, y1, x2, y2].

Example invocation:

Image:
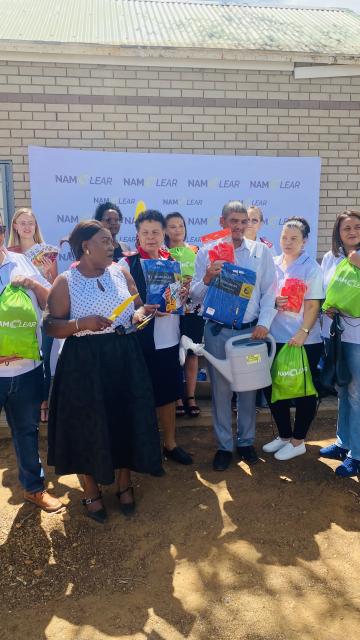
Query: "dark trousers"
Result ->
[[0, 365, 44, 492], [264, 342, 323, 440], [41, 327, 54, 402]]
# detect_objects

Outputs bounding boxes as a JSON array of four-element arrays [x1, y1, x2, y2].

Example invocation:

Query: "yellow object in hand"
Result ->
[[108, 294, 138, 322], [134, 200, 147, 220]]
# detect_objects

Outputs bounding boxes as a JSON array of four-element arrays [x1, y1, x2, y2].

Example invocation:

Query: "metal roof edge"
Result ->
[[1, 40, 360, 67]]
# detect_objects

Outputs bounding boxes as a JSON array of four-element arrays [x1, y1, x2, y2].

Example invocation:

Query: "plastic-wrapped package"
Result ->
[[203, 262, 256, 329], [25, 243, 59, 267], [142, 259, 183, 314], [280, 278, 307, 313], [168, 245, 197, 278], [201, 229, 235, 264]]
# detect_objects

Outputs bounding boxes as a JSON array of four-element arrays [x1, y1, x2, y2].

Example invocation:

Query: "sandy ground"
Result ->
[[0, 418, 360, 640]]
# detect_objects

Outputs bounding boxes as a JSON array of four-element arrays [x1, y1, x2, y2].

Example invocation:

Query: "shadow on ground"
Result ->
[[0, 418, 359, 640]]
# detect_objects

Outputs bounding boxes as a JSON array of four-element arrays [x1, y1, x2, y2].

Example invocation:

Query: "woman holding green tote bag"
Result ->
[[263, 217, 323, 461], [0, 214, 62, 513], [320, 210, 360, 477]]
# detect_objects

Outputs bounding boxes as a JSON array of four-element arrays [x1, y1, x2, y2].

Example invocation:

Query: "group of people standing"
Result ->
[[0, 200, 359, 523]]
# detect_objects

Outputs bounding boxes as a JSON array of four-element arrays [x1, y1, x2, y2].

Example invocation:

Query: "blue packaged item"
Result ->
[[142, 259, 183, 314], [203, 262, 256, 329]]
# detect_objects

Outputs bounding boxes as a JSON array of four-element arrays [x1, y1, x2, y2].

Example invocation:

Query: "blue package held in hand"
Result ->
[[203, 262, 256, 329], [142, 259, 184, 314]]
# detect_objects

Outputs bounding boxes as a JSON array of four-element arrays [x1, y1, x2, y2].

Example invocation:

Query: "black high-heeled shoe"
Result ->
[[116, 485, 135, 516], [81, 493, 107, 524]]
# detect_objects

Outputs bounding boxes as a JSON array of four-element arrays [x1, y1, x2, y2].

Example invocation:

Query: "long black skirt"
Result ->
[[47, 332, 163, 485]]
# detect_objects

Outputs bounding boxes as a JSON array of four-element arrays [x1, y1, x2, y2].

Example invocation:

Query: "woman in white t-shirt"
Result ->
[[120, 210, 192, 466], [8, 207, 58, 423], [319, 210, 360, 478], [263, 217, 323, 461]]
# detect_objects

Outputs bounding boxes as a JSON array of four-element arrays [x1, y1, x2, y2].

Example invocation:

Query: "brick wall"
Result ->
[[0, 59, 359, 256]]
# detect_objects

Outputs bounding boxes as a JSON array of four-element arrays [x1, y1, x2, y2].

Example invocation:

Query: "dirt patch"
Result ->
[[0, 419, 360, 640]]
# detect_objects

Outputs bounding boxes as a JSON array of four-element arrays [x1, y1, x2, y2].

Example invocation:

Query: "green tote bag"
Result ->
[[271, 344, 318, 403], [323, 258, 360, 317], [0, 283, 40, 360]]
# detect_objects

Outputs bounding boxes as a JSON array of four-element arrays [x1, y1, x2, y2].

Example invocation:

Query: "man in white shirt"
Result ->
[[190, 201, 276, 471], [0, 216, 62, 512]]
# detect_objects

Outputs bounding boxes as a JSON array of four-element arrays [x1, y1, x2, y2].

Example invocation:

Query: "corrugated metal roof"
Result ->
[[0, 0, 359, 56]]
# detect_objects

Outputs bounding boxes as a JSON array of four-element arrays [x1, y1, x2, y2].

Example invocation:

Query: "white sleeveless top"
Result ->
[[63, 264, 135, 336]]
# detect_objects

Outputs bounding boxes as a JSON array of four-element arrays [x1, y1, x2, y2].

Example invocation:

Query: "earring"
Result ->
[[85, 249, 90, 255]]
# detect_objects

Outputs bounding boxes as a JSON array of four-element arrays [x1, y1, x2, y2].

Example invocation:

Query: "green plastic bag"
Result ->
[[271, 344, 317, 403], [0, 284, 40, 360], [323, 258, 360, 317], [169, 246, 196, 278]]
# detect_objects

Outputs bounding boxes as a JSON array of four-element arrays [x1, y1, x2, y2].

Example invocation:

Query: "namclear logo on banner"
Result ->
[[28, 146, 321, 269]]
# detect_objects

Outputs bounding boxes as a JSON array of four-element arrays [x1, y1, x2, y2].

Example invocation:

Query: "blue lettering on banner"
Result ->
[[124, 216, 135, 225], [280, 180, 301, 189], [123, 178, 145, 187], [94, 196, 111, 204], [251, 200, 267, 206], [156, 178, 178, 187], [188, 179, 208, 188], [55, 175, 77, 184], [55, 175, 112, 185], [188, 217, 208, 225], [186, 199, 203, 206], [123, 236, 136, 243], [89, 177, 112, 185], [163, 199, 178, 206], [250, 180, 270, 189], [58, 251, 73, 262], [57, 214, 79, 223], [219, 179, 241, 189], [119, 198, 135, 205]]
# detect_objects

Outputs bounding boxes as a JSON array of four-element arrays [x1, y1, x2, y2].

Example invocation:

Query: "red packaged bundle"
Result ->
[[201, 228, 235, 264], [280, 278, 307, 313]]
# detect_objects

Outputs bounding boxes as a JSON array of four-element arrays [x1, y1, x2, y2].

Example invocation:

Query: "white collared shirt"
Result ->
[[321, 249, 360, 344], [270, 252, 323, 344], [0, 248, 50, 377], [190, 237, 277, 330]]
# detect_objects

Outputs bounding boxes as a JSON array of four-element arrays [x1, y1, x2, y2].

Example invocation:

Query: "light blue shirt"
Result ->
[[270, 252, 323, 344], [190, 237, 277, 330]]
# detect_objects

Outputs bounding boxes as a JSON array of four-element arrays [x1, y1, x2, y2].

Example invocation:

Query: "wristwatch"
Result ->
[[301, 327, 309, 334]]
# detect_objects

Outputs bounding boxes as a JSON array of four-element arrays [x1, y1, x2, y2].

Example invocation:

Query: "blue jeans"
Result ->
[[336, 341, 360, 461], [204, 322, 257, 451], [0, 365, 45, 492], [41, 328, 54, 401]]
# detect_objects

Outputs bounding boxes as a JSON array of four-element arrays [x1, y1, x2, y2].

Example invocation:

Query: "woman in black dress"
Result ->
[[45, 220, 163, 523]]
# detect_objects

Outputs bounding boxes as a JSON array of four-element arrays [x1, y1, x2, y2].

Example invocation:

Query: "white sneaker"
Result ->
[[262, 437, 290, 453], [274, 442, 306, 460]]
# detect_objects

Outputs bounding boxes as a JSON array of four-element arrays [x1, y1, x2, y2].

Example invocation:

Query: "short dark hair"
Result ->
[[332, 209, 360, 257], [69, 219, 104, 260], [164, 211, 187, 246], [247, 206, 264, 223], [135, 209, 165, 231], [283, 216, 310, 239], [94, 201, 123, 223], [221, 200, 247, 218]]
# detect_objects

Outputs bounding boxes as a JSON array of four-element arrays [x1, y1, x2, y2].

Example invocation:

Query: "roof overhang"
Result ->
[[1, 41, 360, 72]]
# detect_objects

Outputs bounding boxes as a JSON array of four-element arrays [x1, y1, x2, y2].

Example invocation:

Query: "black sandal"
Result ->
[[116, 485, 135, 516], [81, 493, 107, 524], [176, 403, 186, 417], [186, 396, 200, 418]]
